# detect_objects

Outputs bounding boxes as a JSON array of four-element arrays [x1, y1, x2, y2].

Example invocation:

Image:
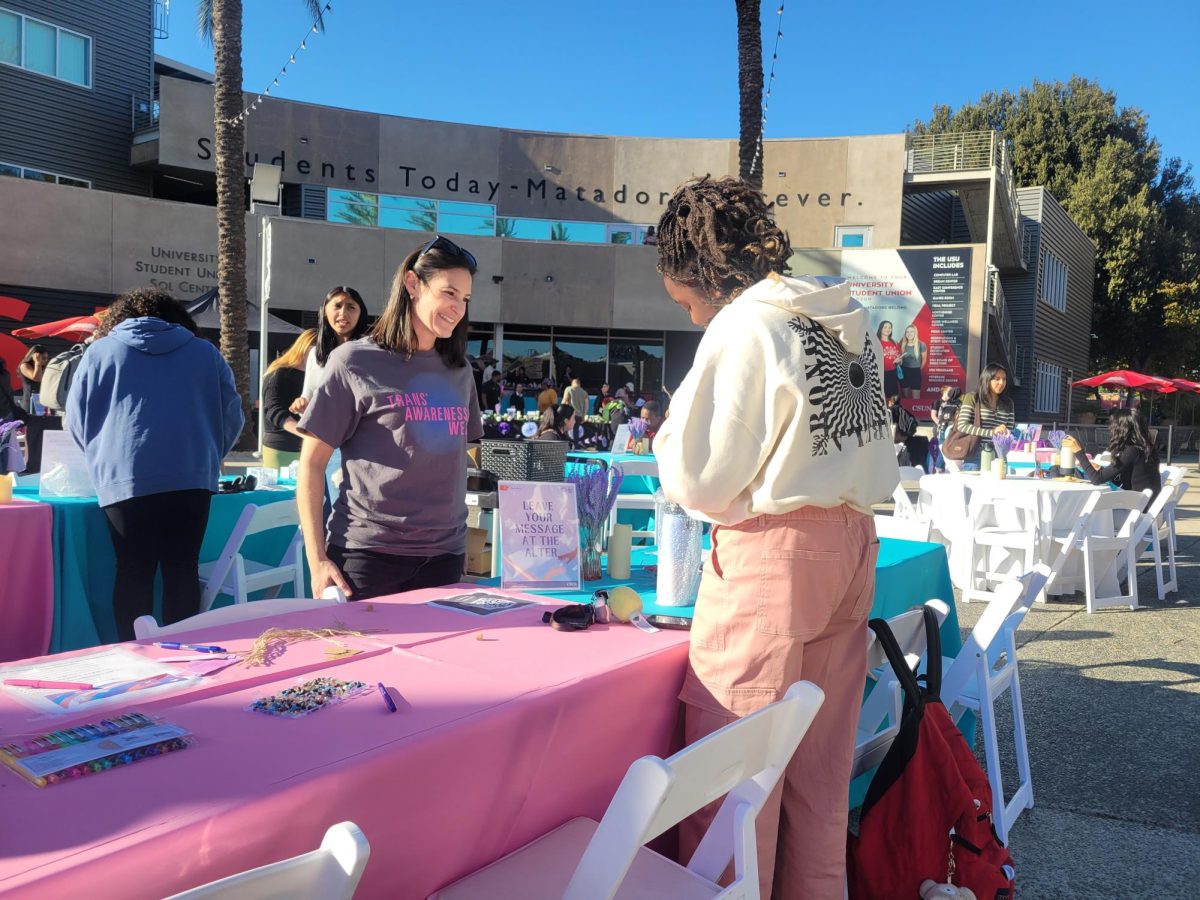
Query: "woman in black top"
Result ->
[[534, 403, 576, 443], [1064, 408, 1161, 501], [18, 344, 49, 413], [263, 329, 316, 470]]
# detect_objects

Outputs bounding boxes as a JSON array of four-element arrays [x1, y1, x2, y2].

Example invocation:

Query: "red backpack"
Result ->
[[847, 607, 1016, 899]]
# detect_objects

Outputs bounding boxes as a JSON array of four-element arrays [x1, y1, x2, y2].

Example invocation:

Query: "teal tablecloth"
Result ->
[[484, 535, 963, 806], [13, 486, 299, 653]]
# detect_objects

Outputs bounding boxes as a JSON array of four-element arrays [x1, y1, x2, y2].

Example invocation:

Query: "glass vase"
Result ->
[[580, 520, 605, 581]]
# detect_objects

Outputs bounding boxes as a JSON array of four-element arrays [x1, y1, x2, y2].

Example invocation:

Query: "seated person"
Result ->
[[1063, 408, 1161, 501], [534, 403, 576, 443], [640, 400, 665, 444]]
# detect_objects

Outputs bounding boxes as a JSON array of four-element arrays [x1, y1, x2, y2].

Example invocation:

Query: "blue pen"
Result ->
[[154, 642, 227, 653], [377, 683, 397, 713]]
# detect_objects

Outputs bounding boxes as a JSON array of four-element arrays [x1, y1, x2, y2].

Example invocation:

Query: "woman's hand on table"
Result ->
[[1062, 436, 1082, 453], [992, 424, 1009, 436], [310, 558, 353, 598]]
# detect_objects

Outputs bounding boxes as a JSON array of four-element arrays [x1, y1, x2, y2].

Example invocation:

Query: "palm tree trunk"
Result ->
[[211, 0, 253, 449], [735, 0, 764, 190]]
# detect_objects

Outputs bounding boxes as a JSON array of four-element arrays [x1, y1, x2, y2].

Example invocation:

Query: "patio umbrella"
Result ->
[[11, 315, 100, 343], [1072, 370, 1178, 392]]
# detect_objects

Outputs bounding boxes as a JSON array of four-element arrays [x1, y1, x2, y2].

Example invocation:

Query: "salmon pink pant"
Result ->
[[679, 505, 878, 900]]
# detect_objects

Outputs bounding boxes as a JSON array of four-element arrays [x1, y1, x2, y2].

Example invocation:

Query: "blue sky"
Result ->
[[157, 0, 1198, 170]]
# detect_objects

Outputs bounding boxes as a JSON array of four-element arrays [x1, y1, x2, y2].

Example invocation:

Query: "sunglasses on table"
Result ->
[[418, 235, 478, 272]]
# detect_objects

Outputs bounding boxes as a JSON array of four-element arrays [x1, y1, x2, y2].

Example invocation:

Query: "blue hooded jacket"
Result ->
[[66, 317, 244, 506]]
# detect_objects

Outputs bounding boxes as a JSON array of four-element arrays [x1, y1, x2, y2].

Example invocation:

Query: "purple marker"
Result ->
[[377, 683, 397, 713]]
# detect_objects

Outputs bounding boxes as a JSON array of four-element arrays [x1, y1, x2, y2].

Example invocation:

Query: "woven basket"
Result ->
[[479, 439, 569, 483]]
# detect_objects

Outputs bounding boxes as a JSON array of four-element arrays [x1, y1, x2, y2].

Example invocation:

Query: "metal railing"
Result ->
[[986, 267, 1019, 378], [154, 0, 170, 40], [904, 131, 999, 174], [131, 94, 160, 134]]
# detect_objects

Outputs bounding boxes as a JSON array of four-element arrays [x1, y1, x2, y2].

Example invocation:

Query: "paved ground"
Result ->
[[951, 471, 1200, 897]]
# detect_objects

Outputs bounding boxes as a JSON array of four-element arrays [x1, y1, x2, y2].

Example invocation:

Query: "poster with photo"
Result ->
[[839, 248, 972, 418]]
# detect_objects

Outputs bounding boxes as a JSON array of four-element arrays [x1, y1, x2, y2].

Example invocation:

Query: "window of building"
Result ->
[[379, 194, 436, 232], [0, 8, 91, 87], [610, 333, 664, 393], [327, 190, 378, 227], [1041, 249, 1068, 312], [1034, 360, 1062, 414], [439, 200, 494, 237], [553, 335, 608, 390], [835, 225, 872, 248], [0, 159, 91, 187], [502, 330, 553, 386], [550, 221, 606, 243]]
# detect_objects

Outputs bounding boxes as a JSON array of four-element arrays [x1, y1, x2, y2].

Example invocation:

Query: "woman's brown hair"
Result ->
[[266, 328, 317, 376]]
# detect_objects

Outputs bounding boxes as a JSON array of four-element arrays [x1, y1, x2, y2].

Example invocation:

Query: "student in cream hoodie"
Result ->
[[653, 176, 899, 900]]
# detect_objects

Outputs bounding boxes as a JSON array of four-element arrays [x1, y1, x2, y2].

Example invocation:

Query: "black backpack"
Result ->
[[40, 344, 86, 413]]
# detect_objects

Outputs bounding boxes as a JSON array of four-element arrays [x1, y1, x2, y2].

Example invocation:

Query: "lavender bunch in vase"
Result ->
[[567, 463, 625, 580], [1045, 430, 1073, 472], [626, 418, 649, 455], [991, 431, 1017, 479]]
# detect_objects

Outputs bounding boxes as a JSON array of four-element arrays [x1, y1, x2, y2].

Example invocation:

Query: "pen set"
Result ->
[[0, 712, 192, 788]]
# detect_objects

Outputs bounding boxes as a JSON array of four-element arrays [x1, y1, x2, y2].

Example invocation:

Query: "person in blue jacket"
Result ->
[[67, 288, 243, 639]]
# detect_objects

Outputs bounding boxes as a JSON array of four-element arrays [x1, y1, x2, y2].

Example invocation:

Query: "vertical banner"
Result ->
[[498, 481, 582, 591], [840, 248, 971, 418]]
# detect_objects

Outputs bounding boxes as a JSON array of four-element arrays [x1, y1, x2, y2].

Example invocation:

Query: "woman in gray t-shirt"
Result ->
[[297, 236, 483, 600]]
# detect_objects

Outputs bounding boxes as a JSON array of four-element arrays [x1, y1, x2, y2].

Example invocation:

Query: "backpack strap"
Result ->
[[921, 604, 943, 701], [867, 616, 924, 714]]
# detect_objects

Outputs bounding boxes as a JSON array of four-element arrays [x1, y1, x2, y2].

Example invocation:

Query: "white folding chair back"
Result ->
[[1139, 482, 1181, 600], [133, 592, 347, 640], [940, 566, 1049, 843], [165, 821, 369, 900], [1081, 489, 1155, 613], [608, 457, 660, 543], [434, 681, 826, 900], [898, 465, 925, 482], [197, 502, 305, 612], [872, 514, 932, 543], [963, 489, 1040, 604], [1167, 482, 1188, 554], [917, 474, 970, 545], [1160, 464, 1185, 486], [891, 483, 919, 519], [853, 599, 950, 781]]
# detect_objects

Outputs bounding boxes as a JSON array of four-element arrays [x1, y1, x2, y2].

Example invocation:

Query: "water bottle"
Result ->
[[654, 489, 702, 607]]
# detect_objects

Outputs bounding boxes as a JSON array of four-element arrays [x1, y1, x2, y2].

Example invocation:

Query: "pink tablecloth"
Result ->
[[0, 500, 53, 662], [0, 587, 689, 899]]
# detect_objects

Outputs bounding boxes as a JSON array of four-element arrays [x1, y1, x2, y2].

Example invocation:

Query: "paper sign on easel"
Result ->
[[497, 481, 581, 591]]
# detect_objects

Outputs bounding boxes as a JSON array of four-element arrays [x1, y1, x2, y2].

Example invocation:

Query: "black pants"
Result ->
[[327, 545, 465, 601], [103, 489, 212, 640]]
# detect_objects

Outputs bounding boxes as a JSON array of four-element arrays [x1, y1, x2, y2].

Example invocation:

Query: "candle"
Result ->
[[607, 523, 632, 580], [0, 473, 11, 505]]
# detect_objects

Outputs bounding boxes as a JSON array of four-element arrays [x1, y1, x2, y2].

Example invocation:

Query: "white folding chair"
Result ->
[[1166, 482, 1188, 555], [1140, 483, 1181, 600], [1159, 464, 1185, 487], [852, 599, 950, 781], [962, 490, 1040, 604], [433, 681, 826, 900], [197, 502, 305, 612], [1080, 490, 1155, 613], [133, 590, 347, 640], [872, 514, 932, 543], [609, 457, 660, 543], [939, 566, 1049, 844], [917, 474, 970, 546], [165, 821, 369, 900]]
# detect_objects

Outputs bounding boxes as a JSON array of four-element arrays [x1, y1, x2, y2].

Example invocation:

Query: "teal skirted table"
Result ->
[[14, 485, 300, 653]]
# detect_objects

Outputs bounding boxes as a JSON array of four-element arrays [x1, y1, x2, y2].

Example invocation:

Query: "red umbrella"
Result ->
[[11, 315, 100, 343], [1166, 378, 1200, 394], [1072, 370, 1177, 393]]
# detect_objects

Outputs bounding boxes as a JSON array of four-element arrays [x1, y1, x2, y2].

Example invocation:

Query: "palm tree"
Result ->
[[735, 0, 764, 189], [198, 0, 325, 448], [550, 222, 571, 242], [331, 192, 379, 227]]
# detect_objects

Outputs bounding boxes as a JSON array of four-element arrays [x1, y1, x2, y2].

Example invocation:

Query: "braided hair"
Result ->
[[656, 175, 792, 305]]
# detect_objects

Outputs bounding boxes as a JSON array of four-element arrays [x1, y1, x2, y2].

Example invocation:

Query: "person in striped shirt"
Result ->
[[947, 363, 1015, 471]]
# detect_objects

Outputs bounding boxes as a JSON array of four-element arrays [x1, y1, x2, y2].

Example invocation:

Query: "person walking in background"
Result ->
[[481, 370, 503, 412], [296, 236, 483, 600], [562, 377, 589, 419], [291, 286, 370, 415], [1065, 408, 1161, 500], [931, 385, 962, 472], [0, 358, 24, 426], [945, 364, 1015, 472], [653, 175, 896, 898], [18, 344, 49, 413], [897, 323, 926, 401], [66, 288, 243, 639], [262, 329, 317, 470], [537, 378, 559, 414]]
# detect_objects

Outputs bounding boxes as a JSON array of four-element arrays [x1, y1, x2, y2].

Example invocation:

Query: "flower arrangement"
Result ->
[[626, 419, 648, 440], [483, 410, 539, 425], [1045, 430, 1067, 449], [992, 432, 1017, 459], [568, 463, 625, 579]]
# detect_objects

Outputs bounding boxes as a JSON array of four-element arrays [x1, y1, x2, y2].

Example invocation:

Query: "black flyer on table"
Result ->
[[427, 592, 538, 616]]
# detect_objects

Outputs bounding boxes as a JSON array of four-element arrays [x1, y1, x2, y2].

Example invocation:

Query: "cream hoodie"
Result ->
[[654, 274, 900, 525]]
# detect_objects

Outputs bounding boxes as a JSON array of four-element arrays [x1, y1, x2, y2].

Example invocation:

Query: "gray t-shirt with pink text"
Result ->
[[299, 339, 483, 556]]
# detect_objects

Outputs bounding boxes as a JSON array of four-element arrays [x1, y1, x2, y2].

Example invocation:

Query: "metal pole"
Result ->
[[256, 215, 272, 457], [1065, 368, 1073, 429]]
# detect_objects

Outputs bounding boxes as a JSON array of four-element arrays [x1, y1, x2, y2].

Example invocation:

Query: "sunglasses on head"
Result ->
[[418, 235, 477, 272]]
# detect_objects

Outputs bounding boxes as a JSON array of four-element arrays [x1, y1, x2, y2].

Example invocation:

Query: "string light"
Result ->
[[221, 3, 332, 126], [751, 3, 785, 181]]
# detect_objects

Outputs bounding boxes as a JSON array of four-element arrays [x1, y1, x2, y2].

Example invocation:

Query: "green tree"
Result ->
[[912, 77, 1200, 373], [198, 0, 326, 448], [735, 0, 763, 189]]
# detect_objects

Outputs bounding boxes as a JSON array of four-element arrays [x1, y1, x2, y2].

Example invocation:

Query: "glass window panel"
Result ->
[[0, 162, 21, 178], [607, 224, 636, 244], [839, 233, 865, 248], [508, 219, 551, 241], [503, 335, 552, 387], [438, 212, 494, 237], [22, 168, 54, 183], [379, 203, 436, 232], [610, 338, 664, 394], [553, 337, 607, 393], [550, 221, 606, 243], [57, 30, 88, 85], [327, 190, 379, 227], [440, 200, 494, 217], [24, 20, 55, 76], [58, 176, 90, 188], [379, 194, 436, 212], [0, 11, 20, 66]]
